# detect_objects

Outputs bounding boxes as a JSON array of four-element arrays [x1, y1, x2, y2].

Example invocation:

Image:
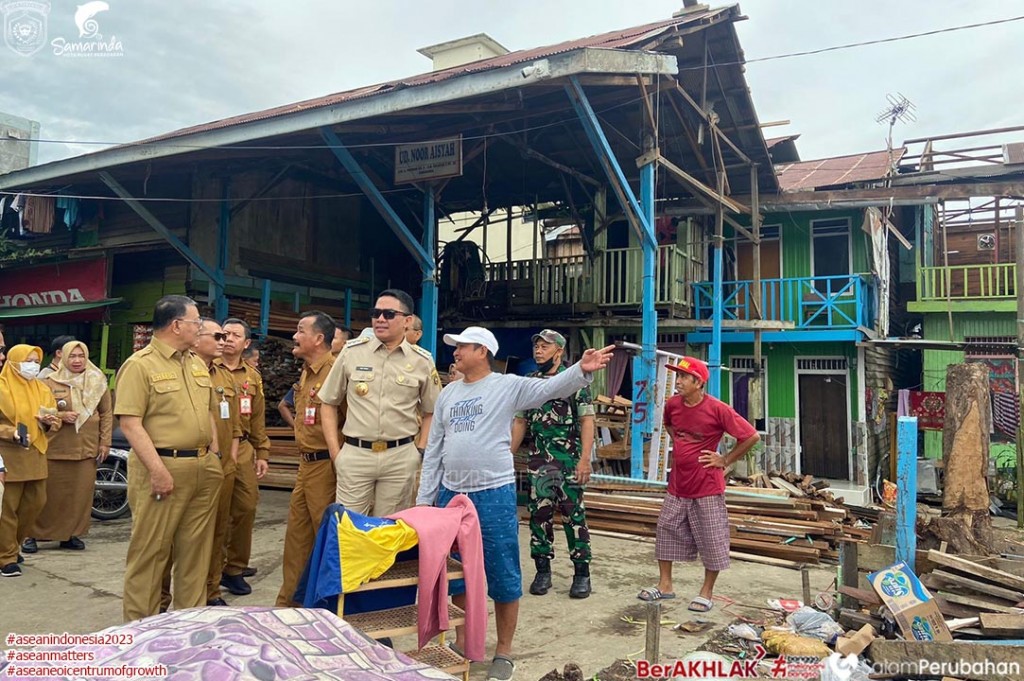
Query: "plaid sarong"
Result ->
[[655, 493, 730, 571]]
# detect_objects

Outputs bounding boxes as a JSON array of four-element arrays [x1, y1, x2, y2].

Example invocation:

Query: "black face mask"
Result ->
[[537, 357, 557, 373]]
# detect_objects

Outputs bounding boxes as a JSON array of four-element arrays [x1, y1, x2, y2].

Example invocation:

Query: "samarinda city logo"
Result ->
[[1, 0, 125, 57]]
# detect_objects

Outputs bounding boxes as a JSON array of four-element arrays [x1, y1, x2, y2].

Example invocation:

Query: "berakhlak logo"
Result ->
[[825, 652, 858, 680], [74, 0, 107, 38], [2, 0, 50, 57]]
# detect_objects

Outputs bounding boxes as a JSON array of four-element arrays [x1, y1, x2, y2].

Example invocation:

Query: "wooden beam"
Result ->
[[867, 640, 1024, 681], [497, 136, 601, 187], [979, 613, 1024, 636], [929, 569, 1024, 603], [927, 550, 1024, 591], [656, 155, 750, 214], [762, 181, 1024, 207], [636, 75, 658, 134]]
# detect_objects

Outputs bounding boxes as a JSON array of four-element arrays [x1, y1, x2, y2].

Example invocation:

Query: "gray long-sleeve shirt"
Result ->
[[416, 362, 593, 505]]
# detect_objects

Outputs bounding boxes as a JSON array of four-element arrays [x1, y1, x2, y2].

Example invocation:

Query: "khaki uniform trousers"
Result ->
[[0, 480, 46, 566], [159, 454, 236, 608], [123, 451, 223, 622], [335, 442, 420, 517], [224, 441, 259, 576], [275, 459, 335, 607]]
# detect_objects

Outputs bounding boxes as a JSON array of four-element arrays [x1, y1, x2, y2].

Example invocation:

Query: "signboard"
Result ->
[[0, 258, 108, 308], [394, 136, 463, 184]]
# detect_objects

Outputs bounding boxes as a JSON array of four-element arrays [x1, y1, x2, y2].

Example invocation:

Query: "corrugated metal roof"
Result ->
[[765, 134, 800, 149], [140, 8, 731, 145], [775, 148, 906, 192]]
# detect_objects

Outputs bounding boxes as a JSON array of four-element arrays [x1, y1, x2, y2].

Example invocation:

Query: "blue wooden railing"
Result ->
[[693, 274, 875, 329]]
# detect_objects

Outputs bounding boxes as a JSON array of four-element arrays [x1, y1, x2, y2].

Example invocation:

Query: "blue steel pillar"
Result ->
[[344, 287, 352, 329], [896, 416, 919, 571], [565, 76, 657, 480], [259, 279, 271, 337], [629, 155, 657, 480], [421, 187, 438, 356], [215, 180, 230, 321]]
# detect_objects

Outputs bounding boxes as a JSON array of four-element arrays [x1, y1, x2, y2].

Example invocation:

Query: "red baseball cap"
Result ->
[[667, 356, 709, 383]]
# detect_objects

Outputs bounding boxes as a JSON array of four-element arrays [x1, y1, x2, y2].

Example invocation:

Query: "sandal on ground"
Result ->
[[637, 586, 676, 602], [445, 640, 465, 658], [688, 596, 714, 612], [487, 655, 515, 681]]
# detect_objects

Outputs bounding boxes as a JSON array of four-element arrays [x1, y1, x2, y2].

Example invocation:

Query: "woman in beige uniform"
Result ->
[[0, 344, 61, 577], [25, 340, 112, 553]]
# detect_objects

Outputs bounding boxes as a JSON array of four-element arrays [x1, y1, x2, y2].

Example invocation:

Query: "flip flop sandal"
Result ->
[[487, 655, 516, 681], [637, 586, 676, 602], [688, 596, 714, 612]]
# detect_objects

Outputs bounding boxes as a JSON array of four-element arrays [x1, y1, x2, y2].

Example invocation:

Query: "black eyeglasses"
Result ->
[[0, 346, 5, 354], [370, 308, 410, 320], [199, 332, 228, 341]]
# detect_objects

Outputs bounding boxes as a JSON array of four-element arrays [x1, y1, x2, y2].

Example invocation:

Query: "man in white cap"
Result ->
[[417, 326, 613, 681]]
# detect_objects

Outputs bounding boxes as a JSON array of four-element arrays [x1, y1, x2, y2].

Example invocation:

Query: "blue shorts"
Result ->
[[437, 483, 522, 603]]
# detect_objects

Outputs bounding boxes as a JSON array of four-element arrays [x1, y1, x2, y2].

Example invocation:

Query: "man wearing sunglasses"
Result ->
[[319, 288, 440, 517], [114, 295, 224, 621]]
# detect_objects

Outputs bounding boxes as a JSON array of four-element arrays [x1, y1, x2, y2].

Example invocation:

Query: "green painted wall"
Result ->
[[754, 208, 870, 278], [107, 277, 187, 370], [921, 312, 1016, 462], [720, 342, 860, 420]]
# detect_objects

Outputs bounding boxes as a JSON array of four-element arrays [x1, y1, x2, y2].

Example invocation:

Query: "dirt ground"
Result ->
[[0, 489, 838, 680]]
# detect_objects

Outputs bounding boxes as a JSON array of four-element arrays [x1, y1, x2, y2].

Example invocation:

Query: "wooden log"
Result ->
[[837, 585, 882, 607], [729, 551, 802, 570], [923, 363, 995, 554]]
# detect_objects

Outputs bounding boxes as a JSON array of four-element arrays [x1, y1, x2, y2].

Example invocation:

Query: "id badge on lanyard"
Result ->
[[220, 399, 230, 420], [303, 406, 317, 426], [240, 396, 252, 415]]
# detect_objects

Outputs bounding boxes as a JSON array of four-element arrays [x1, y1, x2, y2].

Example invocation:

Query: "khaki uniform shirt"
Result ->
[[294, 351, 340, 453], [113, 337, 214, 450], [207, 360, 242, 457], [319, 336, 440, 441], [217, 358, 271, 461], [42, 377, 113, 461], [0, 406, 60, 482]]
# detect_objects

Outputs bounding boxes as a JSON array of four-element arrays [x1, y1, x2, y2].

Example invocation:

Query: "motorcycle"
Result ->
[[93, 426, 130, 520]]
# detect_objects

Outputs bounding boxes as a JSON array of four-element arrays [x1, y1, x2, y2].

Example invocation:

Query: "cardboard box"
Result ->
[[867, 562, 952, 641]]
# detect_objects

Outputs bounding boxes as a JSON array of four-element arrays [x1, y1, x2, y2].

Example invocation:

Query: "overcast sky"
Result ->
[[2, 0, 1022, 167]]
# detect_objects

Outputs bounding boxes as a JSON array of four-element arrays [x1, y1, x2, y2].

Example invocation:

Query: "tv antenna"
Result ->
[[876, 93, 916, 154]]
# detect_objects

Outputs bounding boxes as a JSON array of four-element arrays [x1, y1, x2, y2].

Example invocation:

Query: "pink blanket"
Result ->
[[390, 495, 486, 661]]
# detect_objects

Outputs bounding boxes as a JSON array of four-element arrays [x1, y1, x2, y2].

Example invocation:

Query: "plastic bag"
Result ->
[[788, 606, 844, 644], [821, 653, 872, 681], [727, 623, 761, 642]]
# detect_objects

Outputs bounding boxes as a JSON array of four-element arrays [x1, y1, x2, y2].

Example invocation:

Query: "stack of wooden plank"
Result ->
[[261, 425, 300, 490], [584, 479, 873, 566], [920, 550, 1024, 637]]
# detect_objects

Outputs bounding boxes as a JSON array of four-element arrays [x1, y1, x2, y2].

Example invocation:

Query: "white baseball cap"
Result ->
[[443, 326, 499, 355]]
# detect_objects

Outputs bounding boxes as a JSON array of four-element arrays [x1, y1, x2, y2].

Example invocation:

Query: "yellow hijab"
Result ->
[[0, 344, 56, 454], [51, 340, 108, 432]]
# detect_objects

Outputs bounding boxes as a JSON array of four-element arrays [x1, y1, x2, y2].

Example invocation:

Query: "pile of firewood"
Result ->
[[254, 336, 300, 427]]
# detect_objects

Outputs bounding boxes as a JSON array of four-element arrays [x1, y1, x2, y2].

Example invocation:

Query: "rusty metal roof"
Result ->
[[775, 147, 906, 192], [141, 8, 732, 145]]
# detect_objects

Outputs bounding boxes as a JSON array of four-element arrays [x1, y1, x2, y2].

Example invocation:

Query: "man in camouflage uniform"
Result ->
[[510, 329, 595, 599]]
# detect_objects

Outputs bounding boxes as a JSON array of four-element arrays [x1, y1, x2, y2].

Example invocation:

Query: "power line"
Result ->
[[7, 14, 1022, 152], [744, 14, 1024, 65]]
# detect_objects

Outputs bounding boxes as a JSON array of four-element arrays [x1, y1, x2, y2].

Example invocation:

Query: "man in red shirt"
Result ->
[[638, 356, 760, 612]]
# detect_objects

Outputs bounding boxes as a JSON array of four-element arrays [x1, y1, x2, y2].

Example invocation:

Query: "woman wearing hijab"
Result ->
[[26, 341, 112, 553], [0, 344, 61, 577]]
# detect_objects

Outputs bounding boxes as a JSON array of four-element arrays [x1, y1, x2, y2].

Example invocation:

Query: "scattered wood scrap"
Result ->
[[584, 474, 872, 565]]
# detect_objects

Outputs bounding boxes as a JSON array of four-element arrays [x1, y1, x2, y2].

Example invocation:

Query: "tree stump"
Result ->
[[920, 363, 994, 554]]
